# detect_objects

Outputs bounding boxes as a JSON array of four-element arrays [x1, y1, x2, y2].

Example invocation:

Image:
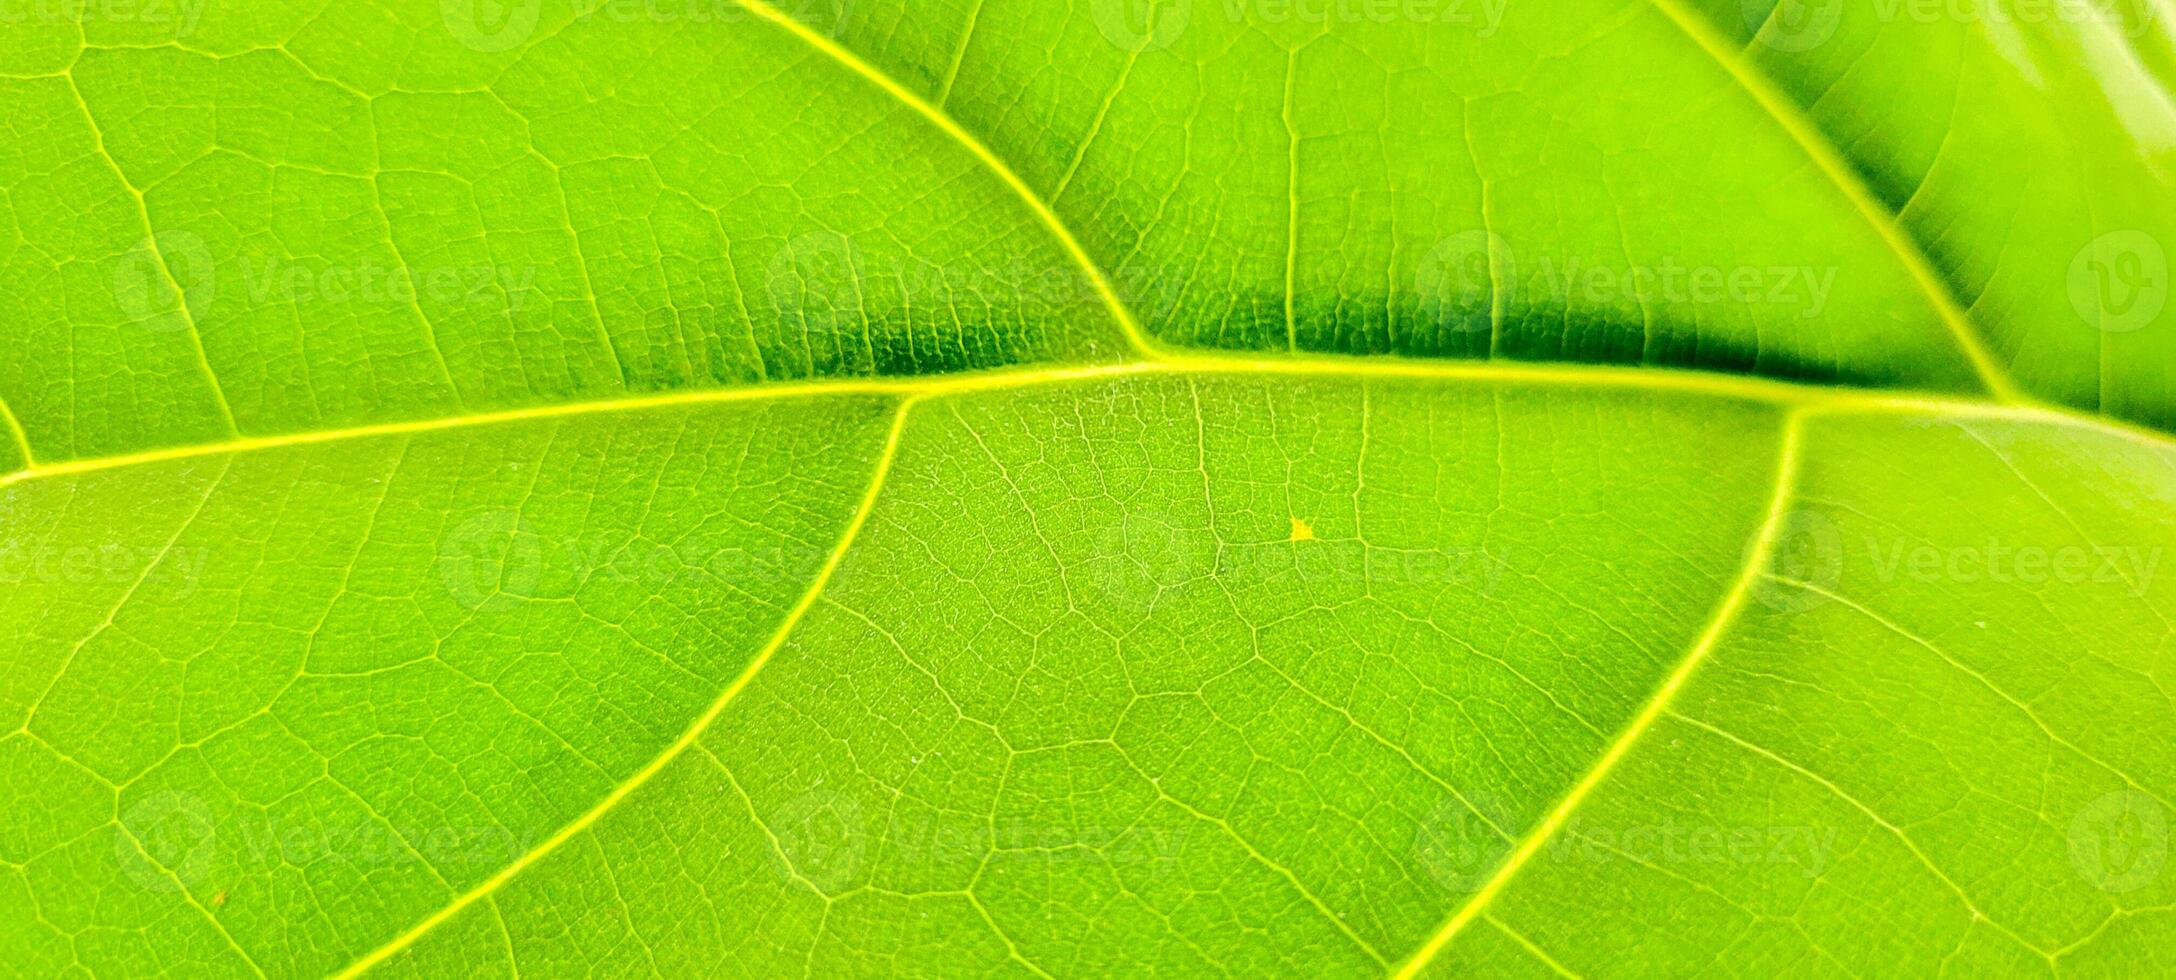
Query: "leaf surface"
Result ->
[[2, 1, 2173, 977]]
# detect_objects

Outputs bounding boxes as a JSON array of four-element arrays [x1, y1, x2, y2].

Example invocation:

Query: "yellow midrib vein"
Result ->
[[4, 353, 2172, 494], [331, 399, 917, 978], [14, 3, 2165, 491], [1390, 410, 1810, 979]]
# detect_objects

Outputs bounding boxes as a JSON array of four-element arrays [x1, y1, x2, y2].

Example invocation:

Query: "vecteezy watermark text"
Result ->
[[119, 791, 525, 891], [440, 0, 856, 53], [0, 542, 206, 600], [1416, 794, 1837, 892], [1092, 0, 1507, 50], [1418, 231, 1839, 328], [1763, 508, 2164, 613], [1865, 539, 2160, 592], [1750, 0, 2155, 52], [113, 230, 543, 333], [0, 0, 204, 32]]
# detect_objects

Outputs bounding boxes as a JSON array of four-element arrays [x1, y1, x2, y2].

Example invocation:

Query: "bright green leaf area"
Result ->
[[2, 0, 2174, 977]]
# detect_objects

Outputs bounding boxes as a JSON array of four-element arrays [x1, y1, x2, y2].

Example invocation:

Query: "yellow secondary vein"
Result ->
[[1390, 410, 1808, 979], [331, 399, 918, 978], [1645, 0, 2024, 404], [0, 395, 32, 466], [733, 0, 1161, 361], [116, 822, 270, 979], [61, 66, 242, 436]]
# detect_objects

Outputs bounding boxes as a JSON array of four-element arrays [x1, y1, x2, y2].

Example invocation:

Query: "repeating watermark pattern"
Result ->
[[119, 791, 525, 892], [440, 0, 859, 53], [2069, 789, 2169, 894], [1418, 232, 1840, 331], [1, 0, 205, 33], [1093, 0, 1506, 50], [0, 542, 207, 600], [2069, 230, 2168, 335], [1747, 0, 2154, 52]]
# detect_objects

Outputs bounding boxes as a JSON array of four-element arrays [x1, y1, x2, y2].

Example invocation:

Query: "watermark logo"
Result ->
[[1093, 0, 1193, 50], [1756, 507, 1844, 612], [770, 788, 868, 893], [2069, 789, 2168, 894], [1089, 517, 1210, 611], [1747, 0, 1843, 52], [440, 0, 542, 53], [113, 230, 216, 333], [1416, 230, 1512, 335], [436, 509, 547, 611], [2069, 230, 2167, 334], [1415, 792, 1517, 892], [118, 791, 217, 892], [766, 230, 865, 342]]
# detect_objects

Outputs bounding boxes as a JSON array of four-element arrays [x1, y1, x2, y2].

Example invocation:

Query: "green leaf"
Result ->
[[2, 1, 2172, 977]]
